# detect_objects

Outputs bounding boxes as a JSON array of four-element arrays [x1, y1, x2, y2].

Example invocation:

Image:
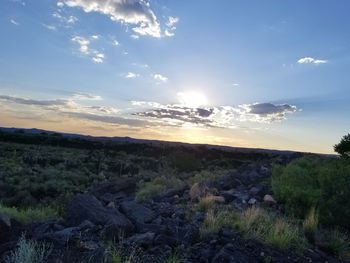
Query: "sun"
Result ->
[[177, 91, 208, 108]]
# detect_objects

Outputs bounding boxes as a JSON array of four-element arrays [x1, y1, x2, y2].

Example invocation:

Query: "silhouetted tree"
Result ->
[[334, 133, 350, 158]]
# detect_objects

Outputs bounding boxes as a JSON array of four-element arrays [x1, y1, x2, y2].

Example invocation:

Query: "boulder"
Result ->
[[189, 182, 210, 200], [120, 201, 156, 224], [212, 243, 256, 263], [263, 194, 276, 205], [66, 194, 134, 235], [248, 198, 257, 205], [89, 178, 136, 198], [0, 213, 12, 243], [127, 232, 155, 247]]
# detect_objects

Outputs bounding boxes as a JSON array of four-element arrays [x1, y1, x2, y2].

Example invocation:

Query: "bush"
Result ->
[[334, 133, 350, 158], [4, 234, 52, 263], [272, 157, 350, 228], [0, 204, 60, 224]]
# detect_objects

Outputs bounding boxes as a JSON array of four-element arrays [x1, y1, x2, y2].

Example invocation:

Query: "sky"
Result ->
[[1, 0, 350, 154]]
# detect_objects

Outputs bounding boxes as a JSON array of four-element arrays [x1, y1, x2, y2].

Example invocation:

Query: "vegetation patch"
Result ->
[[0, 204, 60, 224], [201, 207, 307, 251], [272, 156, 350, 228], [4, 234, 52, 263]]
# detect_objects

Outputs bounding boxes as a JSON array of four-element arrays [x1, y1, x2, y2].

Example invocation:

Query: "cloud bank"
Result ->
[[62, 0, 161, 37]]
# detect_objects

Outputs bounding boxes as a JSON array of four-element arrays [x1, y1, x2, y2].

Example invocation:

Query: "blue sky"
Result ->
[[1, 0, 350, 153]]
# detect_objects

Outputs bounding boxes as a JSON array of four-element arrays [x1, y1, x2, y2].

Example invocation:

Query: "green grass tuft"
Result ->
[[0, 204, 60, 224]]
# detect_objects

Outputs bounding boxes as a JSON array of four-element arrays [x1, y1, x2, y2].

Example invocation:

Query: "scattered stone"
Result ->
[[263, 194, 276, 205], [120, 200, 156, 224], [248, 198, 257, 205]]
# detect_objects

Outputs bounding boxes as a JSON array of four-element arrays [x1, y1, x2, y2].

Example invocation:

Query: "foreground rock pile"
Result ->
[[0, 164, 341, 263]]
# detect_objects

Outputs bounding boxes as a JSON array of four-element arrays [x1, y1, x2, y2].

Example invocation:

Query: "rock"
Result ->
[[189, 182, 210, 200], [120, 201, 156, 224], [66, 194, 134, 236], [249, 186, 263, 196], [248, 198, 257, 205], [263, 194, 276, 205], [90, 178, 136, 198], [106, 202, 115, 209], [78, 240, 99, 251], [127, 232, 155, 247], [0, 213, 12, 242], [221, 189, 236, 202], [212, 243, 256, 263]]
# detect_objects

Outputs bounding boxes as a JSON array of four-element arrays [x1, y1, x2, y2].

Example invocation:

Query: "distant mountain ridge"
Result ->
[[0, 126, 332, 156]]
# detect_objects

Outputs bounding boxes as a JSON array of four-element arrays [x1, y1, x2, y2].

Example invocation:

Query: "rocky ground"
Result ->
[[0, 162, 342, 263]]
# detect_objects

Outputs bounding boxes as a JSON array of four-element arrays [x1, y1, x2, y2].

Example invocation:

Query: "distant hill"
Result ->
[[0, 126, 333, 157]]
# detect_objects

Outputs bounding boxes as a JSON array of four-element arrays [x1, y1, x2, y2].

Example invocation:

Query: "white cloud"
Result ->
[[297, 57, 328, 64], [166, 16, 179, 27], [125, 72, 140, 78], [43, 24, 57, 31], [131, 34, 140, 39], [57, 1, 64, 7], [72, 92, 102, 100], [72, 36, 90, 54], [113, 39, 119, 46], [62, 0, 161, 37], [10, 19, 19, 26], [52, 11, 78, 25], [153, 74, 168, 82], [91, 35, 99, 40], [92, 53, 105, 63], [164, 30, 174, 37], [232, 83, 239, 87], [164, 16, 179, 37], [71, 36, 105, 63]]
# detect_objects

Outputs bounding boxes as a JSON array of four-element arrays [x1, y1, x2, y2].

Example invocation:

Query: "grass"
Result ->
[[303, 207, 318, 243], [198, 196, 216, 211], [318, 229, 350, 261], [4, 234, 52, 263], [164, 253, 181, 263], [135, 175, 186, 202], [187, 170, 222, 185], [201, 207, 307, 251], [0, 204, 60, 224]]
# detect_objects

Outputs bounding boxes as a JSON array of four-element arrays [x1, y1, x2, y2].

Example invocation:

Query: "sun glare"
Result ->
[[177, 91, 208, 108]]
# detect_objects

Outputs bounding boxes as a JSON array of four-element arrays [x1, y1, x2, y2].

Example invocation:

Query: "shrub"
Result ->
[[272, 157, 350, 228], [4, 234, 52, 263], [0, 204, 60, 224], [334, 133, 350, 158]]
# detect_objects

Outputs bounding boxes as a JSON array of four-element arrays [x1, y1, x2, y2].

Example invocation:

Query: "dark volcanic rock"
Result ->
[[127, 232, 155, 247], [212, 243, 258, 263], [66, 194, 134, 236], [90, 177, 136, 199], [120, 200, 156, 224], [0, 214, 12, 243]]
